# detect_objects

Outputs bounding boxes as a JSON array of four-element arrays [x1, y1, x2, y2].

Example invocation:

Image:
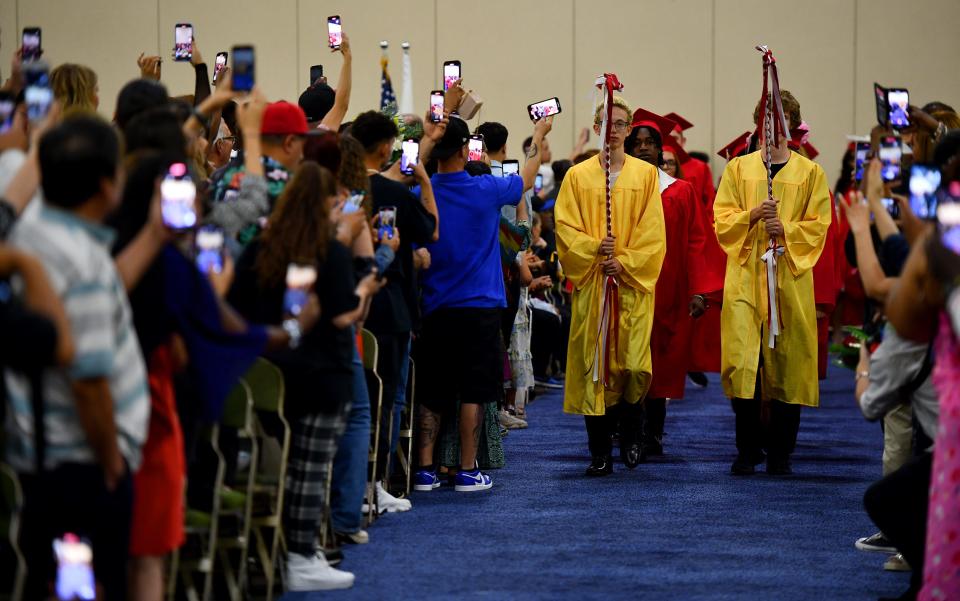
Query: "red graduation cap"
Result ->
[[717, 131, 753, 160], [787, 127, 820, 160], [630, 108, 678, 140], [661, 136, 691, 165], [664, 112, 693, 132]]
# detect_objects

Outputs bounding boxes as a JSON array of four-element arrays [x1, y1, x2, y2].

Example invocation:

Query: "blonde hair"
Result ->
[[50, 64, 98, 114], [594, 96, 632, 126]]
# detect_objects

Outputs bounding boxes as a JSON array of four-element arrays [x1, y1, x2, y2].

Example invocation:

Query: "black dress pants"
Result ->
[[531, 307, 561, 379], [731, 362, 802, 461], [584, 401, 642, 457]]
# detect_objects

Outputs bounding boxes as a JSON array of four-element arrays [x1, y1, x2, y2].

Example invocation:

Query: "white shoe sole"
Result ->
[[854, 540, 896, 554], [454, 482, 493, 492], [413, 482, 441, 492], [287, 577, 355, 591]]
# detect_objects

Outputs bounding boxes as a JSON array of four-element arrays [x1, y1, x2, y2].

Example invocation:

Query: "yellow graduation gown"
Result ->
[[556, 155, 666, 416], [713, 151, 831, 407]]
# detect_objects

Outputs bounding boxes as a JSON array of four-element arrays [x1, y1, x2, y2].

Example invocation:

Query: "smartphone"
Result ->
[[430, 90, 445, 123], [527, 97, 562, 121], [22, 28, 42, 62], [284, 263, 317, 317], [160, 162, 197, 230], [909, 164, 941, 220], [24, 62, 52, 123], [378, 206, 397, 241], [502, 159, 520, 177], [443, 60, 461, 91], [886, 88, 910, 130], [174, 23, 193, 62], [880, 197, 900, 219], [0, 93, 16, 134], [195, 225, 225, 274], [535, 173, 544, 194], [231, 45, 255, 92], [342, 190, 365, 214], [938, 181, 960, 254], [468, 134, 484, 162], [874, 83, 888, 127], [854, 141, 871, 182], [327, 15, 342, 50], [310, 64, 323, 84], [878, 137, 902, 182], [212, 52, 228, 85], [54, 534, 96, 601], [398, 139, 420, 176]]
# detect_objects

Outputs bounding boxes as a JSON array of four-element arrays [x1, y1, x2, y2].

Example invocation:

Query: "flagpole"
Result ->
[[400, 42, 414, 115]]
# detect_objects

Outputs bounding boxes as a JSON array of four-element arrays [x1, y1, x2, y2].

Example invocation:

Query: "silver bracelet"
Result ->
[[282, 318, 302, 349]]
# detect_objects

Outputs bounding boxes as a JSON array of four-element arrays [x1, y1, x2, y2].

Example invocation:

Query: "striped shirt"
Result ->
[[4, 204, 150, 472]]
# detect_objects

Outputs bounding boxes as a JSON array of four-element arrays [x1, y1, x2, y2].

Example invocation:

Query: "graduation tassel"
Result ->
[[755, 45, 787, 349], [592, 73, 623, 388]]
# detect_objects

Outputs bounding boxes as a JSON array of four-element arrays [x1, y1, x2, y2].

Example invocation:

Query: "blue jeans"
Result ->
[[390, 334, 412, 457], [330, 340, 371, 534]]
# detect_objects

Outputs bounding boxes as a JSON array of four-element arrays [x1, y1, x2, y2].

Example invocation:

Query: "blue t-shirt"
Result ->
[[417, 171, 523, 315]]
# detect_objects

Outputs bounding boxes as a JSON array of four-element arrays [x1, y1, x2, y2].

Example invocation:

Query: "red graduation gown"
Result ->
[[648, 172, 708, 399], [812, 192, 840, 379], [682, 158, 725, 373]]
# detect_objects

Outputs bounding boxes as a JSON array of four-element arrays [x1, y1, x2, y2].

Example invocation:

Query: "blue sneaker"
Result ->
[[454, 469, 493, 492], [535, 377, 563, 390], [413, 470, 440, 491]]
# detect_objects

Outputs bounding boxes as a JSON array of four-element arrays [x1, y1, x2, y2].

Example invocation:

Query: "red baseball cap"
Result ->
[[261, 101, 309, 136], [630, 108, 677, 140]]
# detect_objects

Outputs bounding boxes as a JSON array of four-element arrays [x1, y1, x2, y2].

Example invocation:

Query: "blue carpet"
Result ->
[[284, 364, 910, 600]]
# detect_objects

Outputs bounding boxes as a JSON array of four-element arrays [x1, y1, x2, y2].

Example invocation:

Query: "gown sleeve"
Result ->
[[617, 169, 666, 293], [714, 158, 756, 266], [782, 163, 832, 278], [555, 169, 601, 289]]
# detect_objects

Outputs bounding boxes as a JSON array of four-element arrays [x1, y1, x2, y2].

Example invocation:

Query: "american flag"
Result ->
[[380, 54, 396, 110]]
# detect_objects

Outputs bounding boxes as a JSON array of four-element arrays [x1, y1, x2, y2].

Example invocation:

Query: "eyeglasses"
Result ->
[[217, 136, 237, 146], [662, 159, 678, 168], [610, 120, 630, 132]]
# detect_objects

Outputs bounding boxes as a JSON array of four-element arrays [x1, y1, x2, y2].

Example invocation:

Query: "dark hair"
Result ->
[[625, 125, 662, 157], [123, 107, 187, 157], [303, 130, 342, 175], [39, 116, 120, 208], [465, 160, 492, 177], [934, 129, 960, 180], [689, 151, 710, 163], [551, 159, 572, 188], [923, 101, 956, 115], [522, 136, 534, 153], [349, 111, 399, 154], [476, 122, 508, 154], [337, 135, 371, 196], [753, 89, 802, 129], [835, 145, 856, 196], [115, 79, 169, 130]]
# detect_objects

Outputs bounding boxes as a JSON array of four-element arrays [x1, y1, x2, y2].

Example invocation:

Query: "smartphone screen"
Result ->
[[231, 45, 255, 92], [378, 206, 397, 241], [22, 28, 42, 62], [443, 61, 461, 91], [310, 64, 323, 84], [854, 141, 871, 181], [887, 88, 910, 130], [54, 534, 96, 601], [284, 264, 317, 317], [24, 63, 52, 122], [879, 137, 902, 182], [161, 162, 197, 230], [527, 97, 562, 121], [430, 90, 445, 123], [503, 160, 520, 177], [534, 173, 544, 194], [938, 181, 960, 255], [174, 23, 193, 62], [874, 83, 888, 127], [880, 197, 900, 219], [342, 190, 365, 214], [468, 135, 484, 162], [0, 94, 16, 134], [909, 164, 941, 220], [327, 16, 342, 49], [400, 140, 419, 175], [195, 226, 225, 274], [212, 52, 228, 84]]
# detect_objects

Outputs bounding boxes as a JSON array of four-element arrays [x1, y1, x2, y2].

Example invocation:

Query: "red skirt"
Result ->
[[130, 344, 186, 556]]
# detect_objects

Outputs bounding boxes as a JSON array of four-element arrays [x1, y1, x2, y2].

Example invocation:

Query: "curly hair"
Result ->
[[255, 161, 337, 287], [50, 63, 98, 114], [753, 89, 802, 130]]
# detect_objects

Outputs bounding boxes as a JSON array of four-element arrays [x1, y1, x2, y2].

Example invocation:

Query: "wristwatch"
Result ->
[[282, 318, 302, 349]]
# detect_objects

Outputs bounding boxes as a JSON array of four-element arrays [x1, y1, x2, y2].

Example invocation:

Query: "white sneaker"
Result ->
[[335, 529, 369, 544], [376, 482, 412, 512], [499, 410, 528, 429], [286, 551, 354, 591]]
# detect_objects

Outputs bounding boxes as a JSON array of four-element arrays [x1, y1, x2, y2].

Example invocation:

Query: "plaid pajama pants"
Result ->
[[283, 407, 350, 556]]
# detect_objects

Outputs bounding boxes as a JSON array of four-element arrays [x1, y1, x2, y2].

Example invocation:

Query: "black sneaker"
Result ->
[[855, 532, 897, 554], [623, 443, 645, 469], [766, 457, 793, 475], [687, 372, 708, 388], [585, 455, 614, 477]]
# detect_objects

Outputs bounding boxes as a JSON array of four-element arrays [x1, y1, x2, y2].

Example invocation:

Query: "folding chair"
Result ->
[[178, 423, 225, 601], [361, 329, 383, 523], [395, 356, 417, 497], [0, 463, 24, 601], [244, 358, 289, 601], [217, 379, 259, 601]]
